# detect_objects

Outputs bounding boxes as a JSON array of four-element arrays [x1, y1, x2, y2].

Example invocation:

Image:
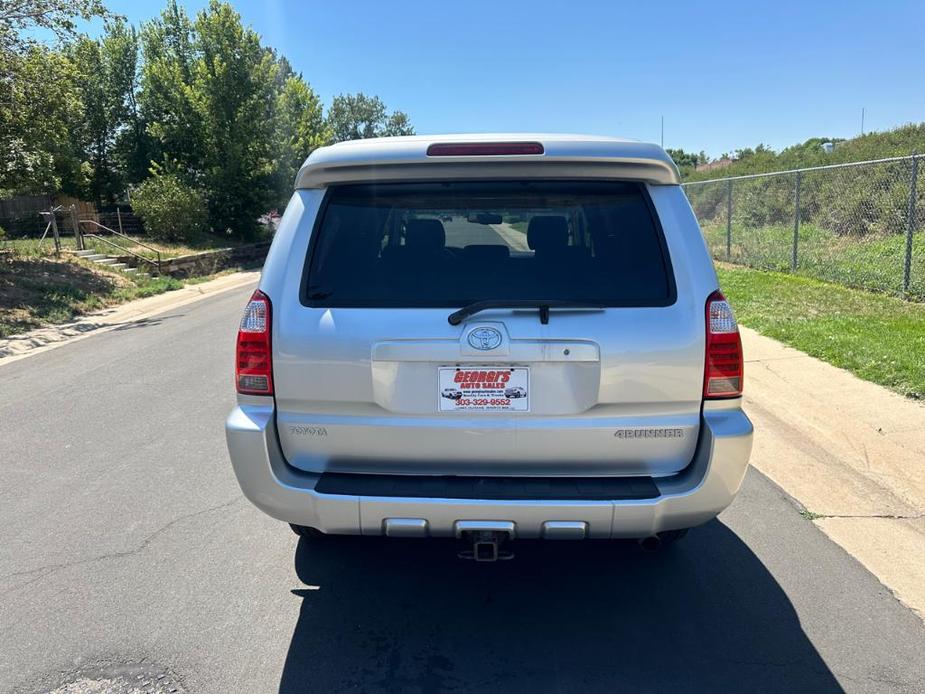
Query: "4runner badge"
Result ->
[[467, 327, 503, 351]]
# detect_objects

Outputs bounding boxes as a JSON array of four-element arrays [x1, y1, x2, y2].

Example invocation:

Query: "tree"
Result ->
[[0, 0, 110, 54], [138, 0, 281, 236], [139, 0, 200, 174], [106, 20, 148, 187], [69, 19, 141, 204], [0, 0, 109, 196], [274, 73, 328, 199], [383, 110, 413, 137], [2, 0, 413, 232], [0, 45, 82, 196], [187, 0, 279, 236], [326, 93, 414, 143], [666, 148, 701, 172], [136, 0, 336, 235]]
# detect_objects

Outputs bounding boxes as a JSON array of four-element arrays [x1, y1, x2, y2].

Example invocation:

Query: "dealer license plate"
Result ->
[[438, 366, 530, 412]]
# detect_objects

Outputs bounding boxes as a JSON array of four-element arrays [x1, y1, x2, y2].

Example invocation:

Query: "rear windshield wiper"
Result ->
[[448, 300, 605, 326]]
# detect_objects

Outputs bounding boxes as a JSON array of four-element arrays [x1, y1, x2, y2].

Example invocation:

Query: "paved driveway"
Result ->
[[1, 284, 924, 693]]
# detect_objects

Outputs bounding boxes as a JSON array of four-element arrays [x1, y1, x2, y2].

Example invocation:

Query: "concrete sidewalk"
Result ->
[[741, 326, 925, 618]]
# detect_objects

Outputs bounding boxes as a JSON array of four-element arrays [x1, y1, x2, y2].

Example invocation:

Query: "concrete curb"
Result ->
[[0, 271, 260, 368], [741, 326, 925, 619]]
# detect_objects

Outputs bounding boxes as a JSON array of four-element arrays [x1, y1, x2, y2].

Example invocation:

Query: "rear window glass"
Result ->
[[302, 181, 675, 307]]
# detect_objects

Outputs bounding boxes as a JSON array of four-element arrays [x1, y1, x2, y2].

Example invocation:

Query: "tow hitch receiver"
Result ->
[[458, 530, 514, 561], [455, 521, 516, 562]]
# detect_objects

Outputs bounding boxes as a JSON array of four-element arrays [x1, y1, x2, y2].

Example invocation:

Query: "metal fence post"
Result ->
[[792, 171, 802, 272], [726, 178, 733, 260], [904, 153, 919, 295]]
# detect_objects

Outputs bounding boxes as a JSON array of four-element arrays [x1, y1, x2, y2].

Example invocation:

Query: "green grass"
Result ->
[[1, 235, 260, 338], [799, 510, 825, 521], [3, 233, 253, 261], [718, 265, 925, 399], [703, 222, 925, 300], [0, 256, 186, 338]]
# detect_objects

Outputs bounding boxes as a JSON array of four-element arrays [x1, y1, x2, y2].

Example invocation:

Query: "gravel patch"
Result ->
[[19, 662, 186, 694]]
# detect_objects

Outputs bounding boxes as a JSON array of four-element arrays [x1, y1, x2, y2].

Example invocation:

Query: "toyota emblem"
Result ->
[[467, 327, 503, 351]]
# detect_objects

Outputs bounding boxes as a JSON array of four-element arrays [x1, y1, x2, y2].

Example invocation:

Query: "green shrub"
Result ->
[[132, 173, 209, 242]]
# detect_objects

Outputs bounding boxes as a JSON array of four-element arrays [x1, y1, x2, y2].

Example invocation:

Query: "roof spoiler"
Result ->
[[295, 137, 681, 189]]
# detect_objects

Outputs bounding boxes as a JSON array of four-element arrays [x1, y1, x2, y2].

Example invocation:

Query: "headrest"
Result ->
[[527, 216, 569, 252], [405, 219, 446, 251]]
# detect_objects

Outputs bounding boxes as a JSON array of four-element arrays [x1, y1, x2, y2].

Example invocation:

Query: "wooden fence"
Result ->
[[0, 195, 144, 237]]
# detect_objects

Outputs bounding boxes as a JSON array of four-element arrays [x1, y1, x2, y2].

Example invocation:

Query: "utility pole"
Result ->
[[660, 115, 664, 148], [861, 107, 865, 136]]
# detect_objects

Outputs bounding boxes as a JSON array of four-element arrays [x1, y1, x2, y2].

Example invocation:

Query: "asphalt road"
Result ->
[[2, 284, 925, 693], [442, 218, 520, 250]]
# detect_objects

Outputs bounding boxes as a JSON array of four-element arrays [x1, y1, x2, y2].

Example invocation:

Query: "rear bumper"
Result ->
[[225, 402, 753, 539]]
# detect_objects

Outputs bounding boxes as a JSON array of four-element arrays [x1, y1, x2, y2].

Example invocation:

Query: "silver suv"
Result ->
[[226, 134, 753, 560]]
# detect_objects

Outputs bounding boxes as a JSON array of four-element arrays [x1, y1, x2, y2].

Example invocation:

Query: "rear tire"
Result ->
[[289, 524, 326, 539]]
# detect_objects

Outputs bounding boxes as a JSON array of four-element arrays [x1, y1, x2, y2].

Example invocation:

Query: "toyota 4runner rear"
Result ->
[[225, 134, 753, 559]]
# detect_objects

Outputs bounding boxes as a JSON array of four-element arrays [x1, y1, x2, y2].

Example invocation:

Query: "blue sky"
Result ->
[[88, 0, 925, 158]]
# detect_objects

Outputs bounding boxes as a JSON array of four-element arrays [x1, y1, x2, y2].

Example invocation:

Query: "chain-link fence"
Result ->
[[683, 154, 924, 300]]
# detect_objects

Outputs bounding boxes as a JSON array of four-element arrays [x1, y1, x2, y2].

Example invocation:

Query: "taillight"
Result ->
[[236, 290, 273, 395], [704, 290, 743, 398], [426, 142, 544, 156]]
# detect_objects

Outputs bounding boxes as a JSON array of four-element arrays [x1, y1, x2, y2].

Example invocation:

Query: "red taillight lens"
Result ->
[[236, 290, 273, 395], [704, 290, 743, 398], [426, 142, 544, 156]]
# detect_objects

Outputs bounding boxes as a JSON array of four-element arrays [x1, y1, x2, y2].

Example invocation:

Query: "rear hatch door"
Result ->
[[274, 180, 703, 477]]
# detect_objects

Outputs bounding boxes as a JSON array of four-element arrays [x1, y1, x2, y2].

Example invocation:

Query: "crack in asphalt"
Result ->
[[0, 495, 244, 595]]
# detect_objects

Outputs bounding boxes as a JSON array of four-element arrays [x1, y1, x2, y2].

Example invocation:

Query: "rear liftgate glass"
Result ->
[[302, 180, 675, 310]]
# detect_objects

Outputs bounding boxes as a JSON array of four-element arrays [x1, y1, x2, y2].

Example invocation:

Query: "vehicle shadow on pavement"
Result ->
[[280, 520, 841, 693]]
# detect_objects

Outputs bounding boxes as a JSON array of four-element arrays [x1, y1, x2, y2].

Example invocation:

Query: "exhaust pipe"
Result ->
[[638, 535, 663, 552]]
